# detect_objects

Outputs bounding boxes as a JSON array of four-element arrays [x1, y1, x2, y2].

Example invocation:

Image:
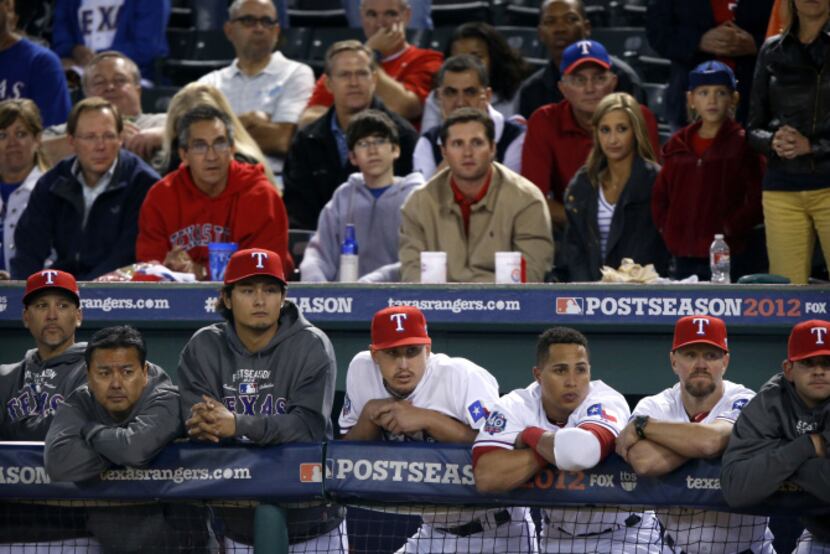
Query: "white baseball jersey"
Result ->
[[339, 351, 506, 529], [632, 380, 774, 554], [339, 351, 499, 441], [474, 380, 641, 537]]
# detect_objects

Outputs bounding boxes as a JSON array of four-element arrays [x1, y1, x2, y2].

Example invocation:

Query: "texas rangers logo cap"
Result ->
[[672, 315, 728, 352], [223, 248, 286, 286], [787, 319, 830, 361], [370, 306, 431, 351], [23, 270, 80, 305], [560, 40, 611, 76]]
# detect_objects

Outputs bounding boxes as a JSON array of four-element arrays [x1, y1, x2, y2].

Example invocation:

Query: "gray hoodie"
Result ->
[[0, 342, 87, 440], [177, 300, 337, 445], [721, 372, 830, 540], [299, 171, 424, 282], [43, 363, 181, 482]]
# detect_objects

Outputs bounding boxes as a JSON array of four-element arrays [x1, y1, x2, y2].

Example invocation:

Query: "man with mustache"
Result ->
[[616, 314, 774, 553], [722, 319, 830, 552]]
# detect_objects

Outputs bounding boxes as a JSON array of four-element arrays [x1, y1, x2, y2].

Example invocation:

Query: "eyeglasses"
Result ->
[[439, 86, 485, 101], [88, 76, 133, 91], [232, 15, 278, 28], [75, 133, 120, 144], [354, 136, 391, 150], [563, 72, 613, 89], [186, 138, 231, 156]]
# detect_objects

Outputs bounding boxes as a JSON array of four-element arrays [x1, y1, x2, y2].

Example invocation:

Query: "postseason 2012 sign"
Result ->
[[0, 283, 826, 327]]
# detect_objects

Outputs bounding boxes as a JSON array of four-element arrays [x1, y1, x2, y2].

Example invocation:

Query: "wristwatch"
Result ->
[[634, 415, 650, 439]]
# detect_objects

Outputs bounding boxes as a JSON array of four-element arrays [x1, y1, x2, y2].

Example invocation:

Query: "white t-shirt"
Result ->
[[632, 381, 774, 554], [474, 380, 633, 536], [79, 0, 124, 51]]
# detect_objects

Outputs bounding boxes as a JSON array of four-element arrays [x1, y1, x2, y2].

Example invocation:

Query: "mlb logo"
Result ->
[[556, 297, 583, 315], [300, 463, 323, 483], [239, 383, 258, 394]]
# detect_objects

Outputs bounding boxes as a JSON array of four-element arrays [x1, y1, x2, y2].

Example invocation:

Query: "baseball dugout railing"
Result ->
[[1, 441, 826, 553]]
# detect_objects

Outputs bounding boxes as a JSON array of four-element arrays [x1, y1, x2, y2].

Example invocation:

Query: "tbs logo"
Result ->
[[556, 297, 584, 315], [619, 471, 638, 492]]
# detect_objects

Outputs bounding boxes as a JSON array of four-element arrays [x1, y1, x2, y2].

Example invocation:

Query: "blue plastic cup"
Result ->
[[208, 242, 238, 281]]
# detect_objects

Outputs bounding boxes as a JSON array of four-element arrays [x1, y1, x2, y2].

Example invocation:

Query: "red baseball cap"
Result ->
[[672, 315, 728, 352], [370, 306, 432, 351], [223, 248, 286, 286], [23, 270, 80, 305], [788, 320, 830, 361]]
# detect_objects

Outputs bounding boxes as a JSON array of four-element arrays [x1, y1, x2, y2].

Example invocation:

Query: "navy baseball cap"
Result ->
[[688, 61, 737, 91], [560, 40, 611, 76]]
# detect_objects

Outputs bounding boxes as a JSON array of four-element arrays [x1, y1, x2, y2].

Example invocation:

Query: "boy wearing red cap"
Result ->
[[0, 270, 86, 439], [722, 320, 830, 552], [338, 305, 535, 552], [176, 248, 345, 551], [616, 315, 773, 554]]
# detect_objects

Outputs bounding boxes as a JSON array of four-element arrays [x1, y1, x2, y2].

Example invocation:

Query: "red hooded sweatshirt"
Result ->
[[136, 160, 293, 275]]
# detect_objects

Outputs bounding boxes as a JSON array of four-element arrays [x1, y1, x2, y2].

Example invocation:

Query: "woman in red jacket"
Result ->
[[652, 61, 765, 281]]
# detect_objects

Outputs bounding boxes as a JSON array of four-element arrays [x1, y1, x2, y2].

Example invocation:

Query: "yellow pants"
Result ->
[[763, 189, 830, 284]]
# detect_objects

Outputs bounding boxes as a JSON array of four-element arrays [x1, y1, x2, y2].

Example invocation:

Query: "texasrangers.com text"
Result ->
[[387, 298, 521, 314], [81, 297, 171, 312], [100, 466, 251, 484]]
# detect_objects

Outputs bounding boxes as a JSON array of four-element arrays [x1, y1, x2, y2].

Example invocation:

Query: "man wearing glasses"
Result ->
[[284, 40, 418, 230], [11, 97, 159, 280], [414, 54, 526, 180], [339, 305, 536, 552], [136, 105, 292, 280], [199, 0, 314, 175], [521, 39, 660, 231]]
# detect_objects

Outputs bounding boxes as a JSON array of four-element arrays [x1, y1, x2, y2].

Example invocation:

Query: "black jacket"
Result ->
[[721, 372, 830, 541], [747, 22, 830, 189], [10, 149, 159, 280], [646, 0, 773, 127], [282, 99, 418, 230], [562, 156, 668, 282], [517, 56, 645, 119]]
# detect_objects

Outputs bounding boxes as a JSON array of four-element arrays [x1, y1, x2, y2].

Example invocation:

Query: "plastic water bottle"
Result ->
[[339, 224, 359, 282], [709, 234, 730, 284]]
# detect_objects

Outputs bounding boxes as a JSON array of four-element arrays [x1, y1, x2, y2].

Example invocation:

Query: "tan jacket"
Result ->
[[400, 162, 554, 282]]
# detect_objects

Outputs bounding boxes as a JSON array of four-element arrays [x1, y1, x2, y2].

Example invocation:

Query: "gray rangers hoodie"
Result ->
[[178, 299, 337, 444], [721, 372, 830, 540], [0, 342, 87, 440], [43, 363, 181, 482]]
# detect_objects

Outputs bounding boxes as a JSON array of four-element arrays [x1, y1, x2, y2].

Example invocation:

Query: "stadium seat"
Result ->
[[168, 6, 193, 29], [190, 0, 228, 30], [504, 4, 539, 26], [289, 229, 316, 280], [424, 26, 456, 53], [590, 26, 648, 62], [495, 26, 547, 65], [636, 54, 671, 83], [141, 86, 181, 114], [162, 29, 235, 86], [166, 27, 195, 60], [287, 0, 349, 28], [280, 26, 312, 61], [431, 1, 491, 27], [641, 81, 667, 123], [306, 27, 365, 76]]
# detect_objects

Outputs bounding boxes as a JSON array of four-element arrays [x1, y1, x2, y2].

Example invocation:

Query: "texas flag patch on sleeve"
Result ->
[[468, 400, 489, 423], [587, 403, 617, 422]]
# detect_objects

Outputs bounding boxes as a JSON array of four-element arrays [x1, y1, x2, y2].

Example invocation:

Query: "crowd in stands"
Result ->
[[0, 0, 828, 288]]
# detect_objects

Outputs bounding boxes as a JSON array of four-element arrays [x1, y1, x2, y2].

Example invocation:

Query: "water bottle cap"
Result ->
[[714, 234, 724, 239]]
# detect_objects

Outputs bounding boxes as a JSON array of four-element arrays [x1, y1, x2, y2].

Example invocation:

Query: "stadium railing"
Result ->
[[1, 441, 826, 553]]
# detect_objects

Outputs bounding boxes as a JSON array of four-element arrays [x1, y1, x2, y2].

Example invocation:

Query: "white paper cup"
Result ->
[[495, 251, 524, 284], [420, 251, 447, 283]]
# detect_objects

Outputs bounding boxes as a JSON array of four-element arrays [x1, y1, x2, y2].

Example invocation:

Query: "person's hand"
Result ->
[[238, 111, 269, 130], [773, 126, 811, 159], [721, 22, 757, 56], [363, 398, 397, 424], [0, 270, 9, 280], [124, 127, 163, 160], [699, 24, 734, 55], [615, 421, 640, 461], [186, 395, 236, 442], [163, 247, 208, 279], [810, 433, 827, 458], [373, 401, 427, 435], [365, 21, 406, 57]]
